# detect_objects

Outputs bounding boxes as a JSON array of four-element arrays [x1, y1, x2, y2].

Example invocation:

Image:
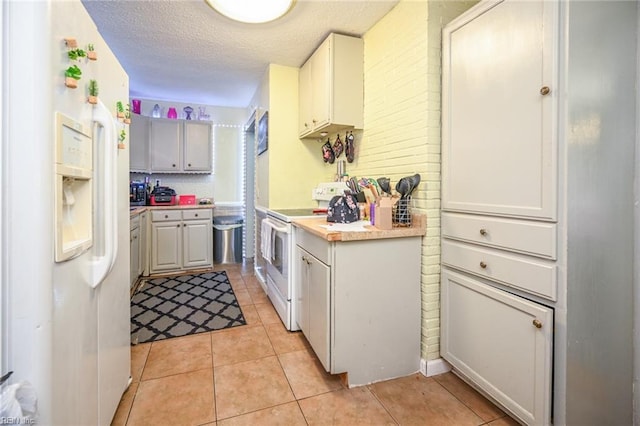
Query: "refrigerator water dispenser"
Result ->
[[54, 113, 93, 262]]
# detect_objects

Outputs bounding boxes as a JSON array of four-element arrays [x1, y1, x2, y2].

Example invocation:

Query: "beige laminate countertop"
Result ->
[[293, 214, 426, 242], [129, 204, 214, 217]]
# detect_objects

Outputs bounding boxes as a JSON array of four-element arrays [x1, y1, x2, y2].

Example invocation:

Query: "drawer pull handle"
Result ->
[[540, 86, 550, 95], [533, 319, 543, 329], [479, 228, 487, 236], [479, 261, 487, 269]]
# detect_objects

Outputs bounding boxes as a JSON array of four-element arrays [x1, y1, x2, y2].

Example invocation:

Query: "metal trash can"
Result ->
[[213, 216, 243, 264]]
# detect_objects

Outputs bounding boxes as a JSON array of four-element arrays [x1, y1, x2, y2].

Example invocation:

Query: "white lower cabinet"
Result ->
[[441, 268, 553, 425], [150, 209, 212, 274], [296, 245, 330, 370], [294, 226, 421, 386]]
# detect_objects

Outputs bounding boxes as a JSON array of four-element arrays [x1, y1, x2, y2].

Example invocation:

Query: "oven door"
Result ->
[[264, 217, 290, 301]]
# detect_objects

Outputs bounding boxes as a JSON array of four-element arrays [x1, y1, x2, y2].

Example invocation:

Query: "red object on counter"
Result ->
[[179, 195, 196, 205], [150, 195, 176, 206], [313, 208, 328, 214]]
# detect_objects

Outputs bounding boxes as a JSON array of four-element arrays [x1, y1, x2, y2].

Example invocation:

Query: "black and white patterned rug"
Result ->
[[131, 271, 246, 344]]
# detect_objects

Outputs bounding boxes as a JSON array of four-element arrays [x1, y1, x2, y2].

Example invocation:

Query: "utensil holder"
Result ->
[[393, 196, 412, 226]]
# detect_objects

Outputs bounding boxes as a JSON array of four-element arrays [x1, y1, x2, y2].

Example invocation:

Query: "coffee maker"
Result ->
[[130, 181, 148, 206]]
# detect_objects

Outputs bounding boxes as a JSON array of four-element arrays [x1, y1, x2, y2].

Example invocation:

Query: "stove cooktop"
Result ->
[[267, 208, 326, 222]]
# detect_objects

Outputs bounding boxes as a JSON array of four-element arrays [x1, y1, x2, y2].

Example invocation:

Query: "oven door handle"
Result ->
[[265, 218, 289, 233]]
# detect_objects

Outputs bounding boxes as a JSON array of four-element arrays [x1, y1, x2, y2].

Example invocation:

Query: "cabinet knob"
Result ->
[[540, 86, 550, 95], [195, 213, 198, 217], [479, 261, 487, 269], [177, 224, 180, 228], [479, 228, 487, 236], [188, 163, 192, 167], [533, 319, 543, 329], [165, 215, 169, 218], [172, 164, 176, 167]]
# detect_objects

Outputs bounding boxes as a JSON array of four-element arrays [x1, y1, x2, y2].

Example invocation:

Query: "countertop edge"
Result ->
[[130, 204, 215, 217], [293, 214, 426, 242]]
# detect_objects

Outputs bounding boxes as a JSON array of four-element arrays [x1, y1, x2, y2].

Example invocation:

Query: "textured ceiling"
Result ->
[[82, 0, 399, 108]]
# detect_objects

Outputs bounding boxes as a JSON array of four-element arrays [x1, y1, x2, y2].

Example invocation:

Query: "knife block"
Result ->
[[374, 197, 393, 230]]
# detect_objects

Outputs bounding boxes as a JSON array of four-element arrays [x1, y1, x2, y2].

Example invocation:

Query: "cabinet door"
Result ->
[[138, 212, 147, 276], [182, 219, 212, 268], [150, 221, 182, 272], [130, 114, 149, 172], [295, 246, 310, 336], [307, 251, 330, 371], [130, 227, 140, 288], [150, 119, 181, 171], [183, 121, 212, 171], [298, 61, 312, 137], [442, 0, 558, 220], [310, 36, 331, 130], [441, 268, 552, 425]]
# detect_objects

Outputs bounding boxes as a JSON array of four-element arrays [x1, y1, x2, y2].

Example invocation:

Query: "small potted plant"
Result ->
[[123, 103, 131, 124], [87, 44, 97, 61], [67, 48, 86, 61], [88, 79, 98, 104], [64, 65, 82, 88], [118, 129, 126, 149], [116, 101, 125, 119]]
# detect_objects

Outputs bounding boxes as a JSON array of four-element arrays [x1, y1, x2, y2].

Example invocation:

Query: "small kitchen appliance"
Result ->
[[130, 181, 148, 206], [150, 186, 177, 205]]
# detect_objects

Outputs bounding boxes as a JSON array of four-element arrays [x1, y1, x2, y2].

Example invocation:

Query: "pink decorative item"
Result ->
[[167, 107, 177, 119], [131, 99, 141, 114]]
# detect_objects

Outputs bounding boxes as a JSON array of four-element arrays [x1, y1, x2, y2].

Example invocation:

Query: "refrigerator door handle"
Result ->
[[87, 100, 118, 288]]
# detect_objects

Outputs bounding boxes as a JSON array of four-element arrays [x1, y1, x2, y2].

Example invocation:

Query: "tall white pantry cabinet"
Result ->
[[441, 1, 636, 425]]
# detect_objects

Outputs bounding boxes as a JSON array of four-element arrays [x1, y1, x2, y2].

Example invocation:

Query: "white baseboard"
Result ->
[[420, 357, 452, 377]]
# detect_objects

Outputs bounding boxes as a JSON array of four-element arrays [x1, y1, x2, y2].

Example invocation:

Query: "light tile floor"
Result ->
[[112, 263, 519, 426]]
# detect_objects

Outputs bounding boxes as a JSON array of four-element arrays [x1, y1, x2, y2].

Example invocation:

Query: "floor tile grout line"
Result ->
[[432, 375, 507, 424], [209, 331, 218, 423], [366, 384, 401, 425]]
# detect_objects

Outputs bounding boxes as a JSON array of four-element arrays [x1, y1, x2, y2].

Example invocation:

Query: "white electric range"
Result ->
[[262, 183, 348, 331], [263, 208, 323, 331]]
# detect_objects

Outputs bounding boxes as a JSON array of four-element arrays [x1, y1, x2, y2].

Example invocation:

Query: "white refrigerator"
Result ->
[[2, 1, 131, 424]]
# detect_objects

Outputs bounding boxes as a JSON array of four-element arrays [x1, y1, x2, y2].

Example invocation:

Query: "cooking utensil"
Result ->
[[396, 177, 410, 197], [406, 173, 421, 197], [377, 177, 391, 195]]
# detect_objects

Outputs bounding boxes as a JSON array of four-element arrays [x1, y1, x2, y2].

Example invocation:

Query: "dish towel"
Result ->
[[261, 218, 273, 263]]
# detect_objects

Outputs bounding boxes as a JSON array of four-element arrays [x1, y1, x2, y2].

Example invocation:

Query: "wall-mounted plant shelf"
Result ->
[[64, 37, 77, 48]]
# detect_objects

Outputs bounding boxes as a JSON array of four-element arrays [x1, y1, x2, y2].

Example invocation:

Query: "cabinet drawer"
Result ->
[[183, 209, 212, 221], [442, 239, 556, 300], [442, 212, 556, 259], [151, 210, 182, 222], [295, 227, 330, 265]]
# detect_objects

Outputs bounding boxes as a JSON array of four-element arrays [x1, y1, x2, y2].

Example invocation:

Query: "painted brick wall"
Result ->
[[352, 0, 476, 362]]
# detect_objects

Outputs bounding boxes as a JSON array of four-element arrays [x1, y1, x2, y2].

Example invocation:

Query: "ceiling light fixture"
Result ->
[[205, 0, 296, 24]]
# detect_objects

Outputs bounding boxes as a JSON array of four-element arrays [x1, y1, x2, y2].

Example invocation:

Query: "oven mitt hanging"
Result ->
[[332, 134, 344, 158], [345, 131, 355, 163], [322, 139, 335, 164]]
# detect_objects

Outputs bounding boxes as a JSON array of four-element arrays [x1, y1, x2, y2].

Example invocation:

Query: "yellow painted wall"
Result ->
[[351, 0, 477, 362], [252, 64, 329, 209]]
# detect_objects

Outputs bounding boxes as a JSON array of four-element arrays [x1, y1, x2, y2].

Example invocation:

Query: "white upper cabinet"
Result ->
[[150, 119, 182, 172], [130, 116, 213, 173], [130, 114, 150, 172], [183, 121, 213, 171], [298, 33, 364, 139], [442, 0, 558, 221]]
